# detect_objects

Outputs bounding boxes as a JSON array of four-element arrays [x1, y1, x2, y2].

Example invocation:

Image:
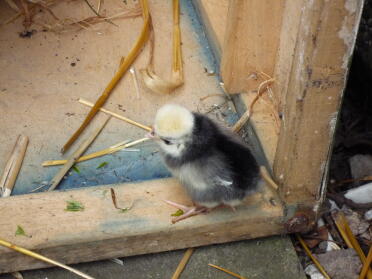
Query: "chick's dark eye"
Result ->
[[162, 139, 171, 145]]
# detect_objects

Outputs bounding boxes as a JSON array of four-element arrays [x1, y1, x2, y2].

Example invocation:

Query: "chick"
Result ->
[[148, 104, 260, 223]]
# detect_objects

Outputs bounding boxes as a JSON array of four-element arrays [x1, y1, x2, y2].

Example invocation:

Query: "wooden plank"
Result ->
[[0, 178, 284, 273], [236, 93, 280, 167], [220, 0, 285, 94], [192, 0, 229, 59], [192, 0, 280, 166], [273, 0, 364, 205]]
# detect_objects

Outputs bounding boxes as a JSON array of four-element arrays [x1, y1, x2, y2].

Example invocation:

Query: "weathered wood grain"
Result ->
[[273, 0, 364, 205], [220, 0, 285, 94], [0, 178, 284, 273], [192, 0, 229, 59]]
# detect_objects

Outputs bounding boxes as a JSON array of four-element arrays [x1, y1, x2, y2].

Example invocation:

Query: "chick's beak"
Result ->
[[146, 128, 156, 139]]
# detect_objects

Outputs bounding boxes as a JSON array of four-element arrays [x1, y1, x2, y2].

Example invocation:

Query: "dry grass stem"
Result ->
[[333, 176, 372, 186], [333, 212, 372, 279], [171, 248, 194, 279], [78, 98, 151, 131], [259, 166, 278, 190], [61, 0, 151, 153], [232, 78, 275, 133], [0, 135, 28, 197], [38, 6, 141, 33], [3, 12, 23, 25], [0, 238, 95, 279], [82, 0, 117, 27], [48, 116, 110, 191], [296, 234, 331, 279], [140, 0, 183, 94], [130, 67, 141, 99], [42, 137, 149, 166], [208, 263, 248, 279], [19, 0, 31, 30], [4, 0, 19, 11], [96, 0, 102, 14], [110, 188, 133, 212], [199, 94, 226, 101], [359, 246, 372, 279]]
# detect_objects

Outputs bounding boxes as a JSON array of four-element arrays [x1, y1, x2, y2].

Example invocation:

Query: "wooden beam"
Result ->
[[192, 0, 281, 166], [0, 179, 284, 273], [274, 0, 364, 205], [192, 0, 229, 59], [220, 0, 285, 94]]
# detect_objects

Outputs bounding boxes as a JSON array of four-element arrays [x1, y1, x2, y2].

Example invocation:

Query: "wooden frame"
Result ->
[[0, 0, 363, 273]]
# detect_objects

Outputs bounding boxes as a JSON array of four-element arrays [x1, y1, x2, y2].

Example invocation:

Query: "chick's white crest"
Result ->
[[154, 104, 194, 139]]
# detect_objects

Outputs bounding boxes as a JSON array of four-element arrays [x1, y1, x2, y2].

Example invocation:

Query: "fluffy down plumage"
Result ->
[[151, 104, 260, 208]]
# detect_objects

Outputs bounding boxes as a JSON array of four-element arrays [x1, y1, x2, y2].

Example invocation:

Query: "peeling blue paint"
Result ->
[[181, 0, 219, 75]]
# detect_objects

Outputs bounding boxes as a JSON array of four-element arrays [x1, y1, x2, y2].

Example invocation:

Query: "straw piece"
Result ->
[[48, 116, 110, 191], [0, 135, 28, 197], [82, 0, 118, 27], [4, 0, 19, 11], [333, 214, 353, 248], [0, 238, 95, 279], [42, 137, 149, 167], [259, 166, 278, 190], [208, 263, 248, 279], [232, 78, 274, 133], [171, 248, 194, 279], [61, 0, 151, 153], [130, 67, 141, 99], [334, 212, 372, 279], [78, 98, 151, 131], [359, 246, 372, 279], [296, 234, 331, 279], [140, 0, 183, 94]]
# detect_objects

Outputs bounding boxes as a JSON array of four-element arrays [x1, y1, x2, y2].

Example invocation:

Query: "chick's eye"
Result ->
[[162, 139, 171, 145]]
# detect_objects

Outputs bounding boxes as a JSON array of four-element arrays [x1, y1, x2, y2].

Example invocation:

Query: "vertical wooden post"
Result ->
[[274, 0, 364, 206], [220, 0, 285, 94]]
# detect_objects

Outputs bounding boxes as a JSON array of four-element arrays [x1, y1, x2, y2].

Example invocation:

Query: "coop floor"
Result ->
[[0, 1, 304, 277], [0, 0, 238, 194]]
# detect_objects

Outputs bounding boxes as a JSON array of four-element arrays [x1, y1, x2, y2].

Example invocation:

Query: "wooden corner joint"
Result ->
[[284, 209, 317, 234]]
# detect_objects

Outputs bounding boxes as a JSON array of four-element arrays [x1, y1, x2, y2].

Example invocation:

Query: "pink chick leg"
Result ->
[[163, 200, 208, 224]]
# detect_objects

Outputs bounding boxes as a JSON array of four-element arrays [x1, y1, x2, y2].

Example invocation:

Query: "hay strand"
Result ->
[[232, 78, 274, 133], [48, 116, 110, 191], [0, 135, 28, 197], [208, 263, 248, 279], [140, 0, 183, 94], [61, 0, 151, 153], [0, 238, 95, 279], [78, 98, 151, 131], [171, 248, 194, 279], [296, 234, 331, 279], [42, 137, 149, 166], [359, 246, 372, 279]]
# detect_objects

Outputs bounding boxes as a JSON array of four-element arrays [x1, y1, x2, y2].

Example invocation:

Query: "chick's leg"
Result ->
[[163, 200, 208, 224]]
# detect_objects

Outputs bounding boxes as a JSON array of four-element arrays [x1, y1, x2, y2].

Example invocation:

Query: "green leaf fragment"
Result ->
[[72, 165, 80, 174], [118, 208, 130, 213], [15, 225, 27, 237], [65, 200, 85, 211], [171, 209, 184, 217], [97, 162, 108, 169]]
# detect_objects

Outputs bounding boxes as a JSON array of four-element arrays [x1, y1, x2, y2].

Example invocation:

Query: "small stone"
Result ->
[[342, 206, 370, 236], [304, 264, 325, 279], [364, 209, 372, 220], [349, 154, 372, 179], [344, 182, 372, 204], [316, 249, 362, 279]]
